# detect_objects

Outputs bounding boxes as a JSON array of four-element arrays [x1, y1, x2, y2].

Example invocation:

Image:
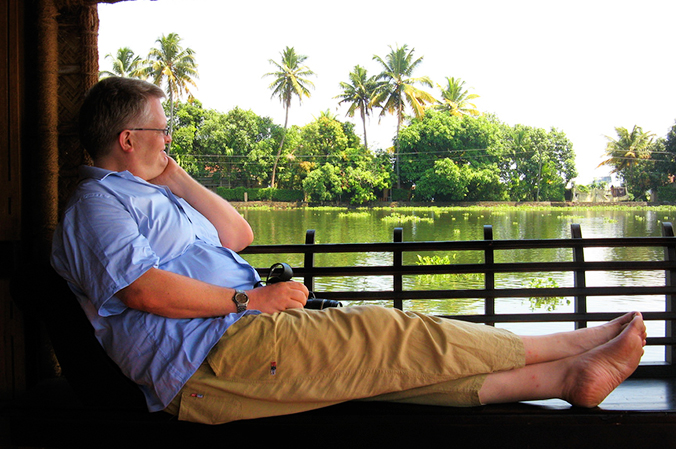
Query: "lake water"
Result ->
[[238, 206, 676, 362]]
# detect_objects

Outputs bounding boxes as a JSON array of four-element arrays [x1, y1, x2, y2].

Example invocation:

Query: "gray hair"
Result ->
[[79, 76, 165, 160]]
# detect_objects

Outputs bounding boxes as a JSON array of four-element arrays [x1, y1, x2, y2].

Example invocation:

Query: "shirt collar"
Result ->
[[78, 165, 138, 182], [77, 165, 178, 203]]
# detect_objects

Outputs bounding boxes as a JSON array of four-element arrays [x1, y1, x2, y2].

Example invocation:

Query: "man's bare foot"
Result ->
[[562, 313, 646, 408], [522, 312, 642, 365], [577, 311, 641, 349]]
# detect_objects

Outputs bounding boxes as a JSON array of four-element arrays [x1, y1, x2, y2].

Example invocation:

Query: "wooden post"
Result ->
[[662, 222, 676, 370], [393, 227, 403, 310], [483, 225, 495, 326], [571, 223, 587, 330], [304, 229, 315, 292]]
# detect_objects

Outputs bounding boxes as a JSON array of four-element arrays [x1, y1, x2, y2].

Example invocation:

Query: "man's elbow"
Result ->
[[222, 227, 255, 252], [116, 281, 166, 316], [116, 289, 184, 318], [116, 285, 151, 313]]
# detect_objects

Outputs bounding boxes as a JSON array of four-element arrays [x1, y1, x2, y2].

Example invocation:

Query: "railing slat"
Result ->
[[663, 222, 676, 366], [484, 225, 495, 326], [393, 227, 403, 310], [304, 229, 315, 292], [571, 223, 587, 329]]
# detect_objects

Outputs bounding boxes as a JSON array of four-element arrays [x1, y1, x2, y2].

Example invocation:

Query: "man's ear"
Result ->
[[118, 130, 135, 153]]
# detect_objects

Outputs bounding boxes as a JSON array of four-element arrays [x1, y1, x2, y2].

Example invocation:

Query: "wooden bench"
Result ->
[[6, 223, 676, 447]]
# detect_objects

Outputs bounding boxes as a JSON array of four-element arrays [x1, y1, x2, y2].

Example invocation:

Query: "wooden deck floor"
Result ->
[[524, 377, 676, 411], [5, 376, 676, 448]]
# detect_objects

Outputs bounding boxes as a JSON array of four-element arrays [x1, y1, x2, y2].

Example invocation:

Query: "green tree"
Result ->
[[264, 46, 315, 188], [662, 122, 676, 173], [302, 163, 343, 202], [340, 146, 392, 204], [435, 77, 480, 117], [598, 125, 656, 199], [501, 125, 576, 201], [167, 100, 207, 179], [294, 114, 391, 203], [372, 44, 436, 188], [216, 108, 281, 188], [598, 125, 654, 172], [415, 158, 470, 201], [414, 160, 507, 202], [335, 65, 381, 151], [299, 111, 350, 163], [168, 101, 282, 189], [464, 166, 508, 201], [655, 122, 676, 181], [145, 33, 199, 140], [194, 108, 282, 188], [271, 126, 305, 189], [99, 47, 145, 79], [397, 110, 503, 186], [398, 111, 575, 202]]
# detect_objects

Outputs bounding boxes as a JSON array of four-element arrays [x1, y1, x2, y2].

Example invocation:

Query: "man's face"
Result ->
[[128, 97, 171, 180]]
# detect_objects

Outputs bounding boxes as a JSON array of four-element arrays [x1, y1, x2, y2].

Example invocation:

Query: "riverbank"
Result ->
[[230, 200, 676, 210]]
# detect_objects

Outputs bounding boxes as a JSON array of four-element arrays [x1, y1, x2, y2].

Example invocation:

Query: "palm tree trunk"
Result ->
[[395, 106, 403, 189], [167, 88, 174, 154], [360, 108, 368, 151], [270, 104, 290, 188]]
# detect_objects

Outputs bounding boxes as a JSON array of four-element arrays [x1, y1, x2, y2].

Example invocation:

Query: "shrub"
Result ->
[[216, 187, 304, 202]]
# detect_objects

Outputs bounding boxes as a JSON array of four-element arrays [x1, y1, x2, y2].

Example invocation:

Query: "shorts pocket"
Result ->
[[206, 314, 278, 381]]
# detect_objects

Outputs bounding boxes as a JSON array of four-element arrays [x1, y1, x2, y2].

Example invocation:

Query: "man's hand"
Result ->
[[247, 281, 309, 314], [148, 156, 254, 251], [147, 156, 188, 197]]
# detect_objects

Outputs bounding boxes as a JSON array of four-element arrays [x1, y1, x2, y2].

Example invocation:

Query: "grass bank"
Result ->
[[231, 201, 676, 212]]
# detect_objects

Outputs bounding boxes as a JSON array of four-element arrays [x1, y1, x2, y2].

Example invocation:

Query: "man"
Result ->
[[52, 77, 646, 424]]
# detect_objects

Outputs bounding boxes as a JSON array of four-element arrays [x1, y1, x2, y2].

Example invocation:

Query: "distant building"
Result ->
[[571, 178, 629, 203]]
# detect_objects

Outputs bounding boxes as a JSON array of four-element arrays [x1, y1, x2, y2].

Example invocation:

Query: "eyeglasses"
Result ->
[[127, 127, 171, 136]]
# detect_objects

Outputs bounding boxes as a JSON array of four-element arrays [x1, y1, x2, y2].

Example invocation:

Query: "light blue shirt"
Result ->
[[51, 166, 261, 412]]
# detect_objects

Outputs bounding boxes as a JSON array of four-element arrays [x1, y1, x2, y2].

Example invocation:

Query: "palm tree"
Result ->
[[598, 125, 655, 198], [145, 33, 199, 140], [598, 125, 655, 173], [99, 47, 145, 79], [264, 46, 315, 188], [335, 65, 381, 151], [372, 44, 435, 188], [435, 77, 480, 117]]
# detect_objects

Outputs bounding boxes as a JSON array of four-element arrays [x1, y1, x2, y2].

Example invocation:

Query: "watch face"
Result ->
[[233, 290, 249, 312], [234, 291, 248, 304]]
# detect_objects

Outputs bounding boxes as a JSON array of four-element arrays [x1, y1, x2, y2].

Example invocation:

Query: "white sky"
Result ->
[[98, 0, 676, 183]]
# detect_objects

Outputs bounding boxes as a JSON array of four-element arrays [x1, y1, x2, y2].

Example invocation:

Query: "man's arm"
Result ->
[[116, 268, 309, 318], [149, 157, 253, 251]]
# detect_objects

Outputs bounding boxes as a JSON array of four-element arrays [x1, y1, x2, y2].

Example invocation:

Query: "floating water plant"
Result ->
[[381, 213, 434, 224], [338, 211, 370, 218]]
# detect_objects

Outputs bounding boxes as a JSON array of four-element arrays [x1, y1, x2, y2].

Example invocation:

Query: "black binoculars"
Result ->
[[266, 263, 343, 310]]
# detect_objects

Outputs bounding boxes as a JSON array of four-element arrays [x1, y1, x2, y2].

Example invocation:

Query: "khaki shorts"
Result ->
[[166, 305, 524, 424]]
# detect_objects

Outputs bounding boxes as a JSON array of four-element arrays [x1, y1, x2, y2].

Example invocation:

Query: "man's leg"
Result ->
[[478, 313, 646, 407], [519, 311, 638, 365], [168, 308, 645, 423], [169, 305, 525, 424], [365, 312, 645, 408]]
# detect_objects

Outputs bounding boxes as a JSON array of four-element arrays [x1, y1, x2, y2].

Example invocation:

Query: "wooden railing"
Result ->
[[240, 222, 676, 378]]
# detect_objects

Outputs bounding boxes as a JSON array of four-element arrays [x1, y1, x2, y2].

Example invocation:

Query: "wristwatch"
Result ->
[[232, 290, 249, 313]]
